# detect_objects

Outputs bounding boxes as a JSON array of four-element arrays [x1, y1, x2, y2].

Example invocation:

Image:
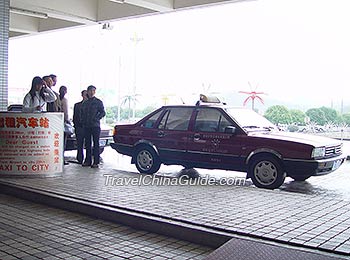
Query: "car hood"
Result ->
[[249, 131, 341, 147]]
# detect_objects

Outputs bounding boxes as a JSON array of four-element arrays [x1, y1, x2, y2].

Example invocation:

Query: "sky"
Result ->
[[8, 0, 350, 114]]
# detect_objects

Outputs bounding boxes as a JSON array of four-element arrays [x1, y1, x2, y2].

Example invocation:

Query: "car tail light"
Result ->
[[113, 127, 117, 136]]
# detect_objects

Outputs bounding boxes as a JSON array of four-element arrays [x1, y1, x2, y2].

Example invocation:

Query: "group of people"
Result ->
[[22, 75, 106, 169]]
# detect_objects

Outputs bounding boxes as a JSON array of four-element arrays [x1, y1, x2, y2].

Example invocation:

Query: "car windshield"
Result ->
[[225, 108, 278, 132]]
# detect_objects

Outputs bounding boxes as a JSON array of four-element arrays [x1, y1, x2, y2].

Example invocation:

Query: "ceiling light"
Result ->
[[10, 7, 48, 19], [109, 0, 125, 3], [102, 23, 113, 30]]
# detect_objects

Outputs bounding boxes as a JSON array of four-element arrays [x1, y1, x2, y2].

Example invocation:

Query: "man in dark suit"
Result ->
[[80, 86, 106, 168], [73, 90, 88, 164]]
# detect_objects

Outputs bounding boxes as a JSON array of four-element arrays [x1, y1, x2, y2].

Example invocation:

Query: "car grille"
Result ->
[[325, 144, 342, 157]]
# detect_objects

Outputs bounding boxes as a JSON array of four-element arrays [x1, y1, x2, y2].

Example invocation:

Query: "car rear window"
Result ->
[[141, 110, 163, 128]]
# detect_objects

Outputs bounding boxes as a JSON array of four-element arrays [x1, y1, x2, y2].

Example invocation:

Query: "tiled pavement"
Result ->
[[1, 156, 350, 259], [0, 194, 212, 260]]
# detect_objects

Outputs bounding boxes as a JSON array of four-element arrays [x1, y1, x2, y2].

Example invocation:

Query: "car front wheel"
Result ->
[[249, 156, 286, 189], [135, 147, 161, 174]]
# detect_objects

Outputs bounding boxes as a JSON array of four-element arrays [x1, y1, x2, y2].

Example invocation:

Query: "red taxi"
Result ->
[[111, 96, 345, 189]]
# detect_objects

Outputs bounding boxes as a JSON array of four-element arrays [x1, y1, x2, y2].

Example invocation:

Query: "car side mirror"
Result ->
[[225, 126, 236, 134]]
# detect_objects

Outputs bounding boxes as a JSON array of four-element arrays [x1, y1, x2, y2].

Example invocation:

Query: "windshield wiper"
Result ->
[[263, 126, 275, 131], [243, 125, 274, 131]]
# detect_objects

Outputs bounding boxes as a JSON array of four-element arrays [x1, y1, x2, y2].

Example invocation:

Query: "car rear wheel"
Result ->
[[249, 156, 286, 189], [135, 147, 161, 174]]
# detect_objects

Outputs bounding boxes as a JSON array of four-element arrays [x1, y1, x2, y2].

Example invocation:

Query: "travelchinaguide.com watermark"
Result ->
[[103, 174, 246, 186]]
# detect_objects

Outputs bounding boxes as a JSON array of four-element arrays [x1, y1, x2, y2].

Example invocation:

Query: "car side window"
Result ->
[[158, 108, 193, 131], [195, 108, 232, 133], [141, 110, 162, 128]]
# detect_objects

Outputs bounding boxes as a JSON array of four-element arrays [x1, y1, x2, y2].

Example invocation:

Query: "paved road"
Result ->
[[2, 147, 350, 257], [0, 194, 212, 260], [96, 146, 350, 202]]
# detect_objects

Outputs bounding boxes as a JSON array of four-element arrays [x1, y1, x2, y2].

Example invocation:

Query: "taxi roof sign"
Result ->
[[199, 94, 221, 103]]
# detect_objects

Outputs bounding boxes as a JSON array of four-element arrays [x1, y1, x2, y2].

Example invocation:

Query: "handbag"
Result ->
[[64, 121, 74, 135]]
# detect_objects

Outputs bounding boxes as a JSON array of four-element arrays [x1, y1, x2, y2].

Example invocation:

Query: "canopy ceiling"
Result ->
[[10, 0, 250, 38]]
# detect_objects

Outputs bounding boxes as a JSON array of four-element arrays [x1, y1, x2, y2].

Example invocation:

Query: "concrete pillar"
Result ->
[[0, 0, 9, 111]]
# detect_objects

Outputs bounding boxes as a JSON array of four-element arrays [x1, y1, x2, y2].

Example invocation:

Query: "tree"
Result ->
[[289, 109, 306, 125], [306, 108, 326, 125], [120, 107, 131, 121], [105, 106, 118, 124], [121, 94, 140, 119], [264, 105, 291, 124], [136, 106, 157, 118], [342, 113, 350, 125], [319, 106, 338, 123]]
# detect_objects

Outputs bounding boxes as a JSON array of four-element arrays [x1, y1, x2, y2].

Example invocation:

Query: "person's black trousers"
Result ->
[[75, 126, 85, 163], [84, 127, 101, 165]]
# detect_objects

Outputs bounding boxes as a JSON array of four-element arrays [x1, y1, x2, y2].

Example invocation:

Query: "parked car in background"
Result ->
[[7, 104, 113, 154], [66, 123, 113, 154], [111, 95, 346, 189], [7, 104, 23, 112]]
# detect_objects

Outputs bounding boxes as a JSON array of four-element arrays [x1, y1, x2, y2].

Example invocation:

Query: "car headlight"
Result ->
[[312, 147, 326, 158]]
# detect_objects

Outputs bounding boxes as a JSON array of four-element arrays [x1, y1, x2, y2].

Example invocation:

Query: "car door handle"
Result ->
[[158, 131, 165, 137], [193, 133, 200, 141]]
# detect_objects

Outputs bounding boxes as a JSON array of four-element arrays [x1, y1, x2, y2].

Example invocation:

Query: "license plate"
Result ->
[[332, 159, 342, 170], [99, 139, 107, 147]]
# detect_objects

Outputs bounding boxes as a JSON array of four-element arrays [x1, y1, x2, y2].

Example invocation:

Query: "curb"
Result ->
[[0, 182, 230, 249], [1, 181, 349, 260]]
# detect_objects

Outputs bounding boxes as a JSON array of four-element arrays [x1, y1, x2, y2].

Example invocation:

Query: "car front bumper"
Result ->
[[284, 154, 346, 176], [314, 155, 346, 175]]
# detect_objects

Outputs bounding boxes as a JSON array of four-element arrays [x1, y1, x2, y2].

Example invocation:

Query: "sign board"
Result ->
[[0, 112, 63, 176]]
